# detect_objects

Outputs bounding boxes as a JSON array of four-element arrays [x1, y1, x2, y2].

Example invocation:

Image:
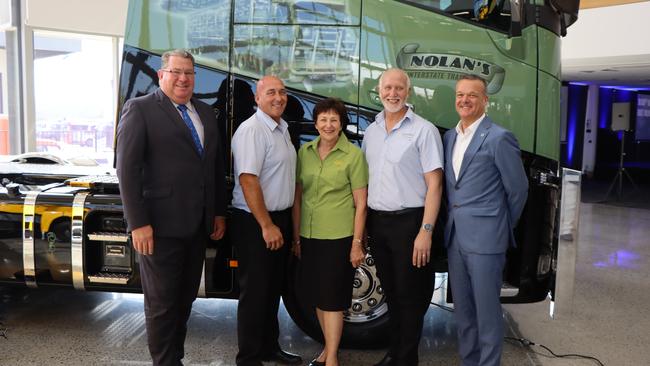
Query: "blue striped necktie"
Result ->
[[177, 104, 204, 156]]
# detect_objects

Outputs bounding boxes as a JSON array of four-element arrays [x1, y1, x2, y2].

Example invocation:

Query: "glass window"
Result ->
[[0, 28, 19, 156], [124, 0, 230, 70], [33, 31, 116, 166], [234, 0, 361, 25], [0, 30, 8, 155], [402, 0, 512, 33], [233, 24, 360, 104]]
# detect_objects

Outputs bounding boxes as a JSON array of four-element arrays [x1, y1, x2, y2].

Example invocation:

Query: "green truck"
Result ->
[[0, 0, 579, 347]]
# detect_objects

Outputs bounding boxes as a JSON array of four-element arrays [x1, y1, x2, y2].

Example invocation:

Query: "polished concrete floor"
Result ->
[[1, 202, 648, 365]]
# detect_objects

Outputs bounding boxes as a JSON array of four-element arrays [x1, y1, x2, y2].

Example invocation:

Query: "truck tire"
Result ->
[[283, 252, 390, 349]]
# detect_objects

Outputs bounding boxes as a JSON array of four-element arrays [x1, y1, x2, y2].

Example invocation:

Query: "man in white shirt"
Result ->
[[231, 76, 301, 366], [362, 68, 444, 366], [443, 74, 528, 366]]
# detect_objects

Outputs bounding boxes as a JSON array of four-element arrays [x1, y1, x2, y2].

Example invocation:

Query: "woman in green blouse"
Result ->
[[292, 98, 368, 366]]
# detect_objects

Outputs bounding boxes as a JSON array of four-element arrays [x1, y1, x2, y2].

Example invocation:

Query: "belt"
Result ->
[[369, 207, 423, 217], [232, 207, 291, 215]]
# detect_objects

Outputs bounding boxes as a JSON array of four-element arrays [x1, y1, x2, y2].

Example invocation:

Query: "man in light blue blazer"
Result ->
[[443, 74, 528, 366]]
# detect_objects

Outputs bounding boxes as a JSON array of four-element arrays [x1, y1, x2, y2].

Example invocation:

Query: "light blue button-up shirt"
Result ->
[[362, 107, 443, 211], [231, 109, 297, 212]]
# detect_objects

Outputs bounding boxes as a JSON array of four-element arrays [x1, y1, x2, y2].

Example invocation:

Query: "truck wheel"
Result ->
[[283, 252, 390, 349]]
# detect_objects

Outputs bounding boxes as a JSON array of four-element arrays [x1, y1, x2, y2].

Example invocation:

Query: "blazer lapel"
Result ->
[[456, 118, 491, 184], [193, 97, 212, 158], [445, 131, 458, 185]]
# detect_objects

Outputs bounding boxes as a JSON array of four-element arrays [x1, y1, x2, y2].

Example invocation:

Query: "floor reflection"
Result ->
[[1, 281, 539, 365]]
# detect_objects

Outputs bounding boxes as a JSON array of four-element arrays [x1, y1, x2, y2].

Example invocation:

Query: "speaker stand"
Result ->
[[603, 131, 638, 201]]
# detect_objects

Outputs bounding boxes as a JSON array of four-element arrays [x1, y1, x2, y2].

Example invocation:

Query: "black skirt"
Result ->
[[300, 236, 356, 311]]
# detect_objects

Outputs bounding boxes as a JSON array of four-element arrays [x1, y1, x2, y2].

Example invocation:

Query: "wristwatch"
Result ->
[[422, 223, 433, 233]]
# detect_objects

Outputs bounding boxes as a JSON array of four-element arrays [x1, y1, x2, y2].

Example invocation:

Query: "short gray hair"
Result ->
[[161, 49, 195, 69]]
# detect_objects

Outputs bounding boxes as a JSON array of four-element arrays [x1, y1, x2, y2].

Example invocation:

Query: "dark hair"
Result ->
[[457, 74, 488, 93], [312, 98, 349, 133]]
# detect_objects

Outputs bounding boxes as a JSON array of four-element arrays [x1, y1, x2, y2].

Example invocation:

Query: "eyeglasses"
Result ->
[[161, 69, 196, 77]]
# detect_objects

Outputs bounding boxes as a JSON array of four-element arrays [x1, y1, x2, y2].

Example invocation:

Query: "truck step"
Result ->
[[87, 232, 129, 242], [88, 272, 130, 285]]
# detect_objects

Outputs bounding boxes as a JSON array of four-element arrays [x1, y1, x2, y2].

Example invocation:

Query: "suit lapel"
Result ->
[[445, 131, 458, 185], [456, 117, 491, 184], [194, 98, 214, 157]]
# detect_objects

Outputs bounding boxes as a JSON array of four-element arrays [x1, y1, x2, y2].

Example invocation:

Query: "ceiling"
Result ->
[[560, 1, 650, 89], [562, 55, 650, 88]]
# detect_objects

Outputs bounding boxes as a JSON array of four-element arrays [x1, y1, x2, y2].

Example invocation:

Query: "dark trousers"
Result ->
[[368, 208, 434, 366], [232, 208, 291, 366], [139, 228, 206, 366]]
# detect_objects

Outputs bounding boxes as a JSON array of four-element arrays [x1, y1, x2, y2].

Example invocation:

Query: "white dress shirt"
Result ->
[[452, 113, 486, 180], [172, 101, 204, 146]]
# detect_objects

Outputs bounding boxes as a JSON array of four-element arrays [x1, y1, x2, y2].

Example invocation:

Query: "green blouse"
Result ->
[[297, 133, 368, 240]]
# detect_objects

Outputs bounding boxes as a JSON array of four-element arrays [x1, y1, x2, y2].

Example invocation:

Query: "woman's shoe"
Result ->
[[308, 358, 326, 366]]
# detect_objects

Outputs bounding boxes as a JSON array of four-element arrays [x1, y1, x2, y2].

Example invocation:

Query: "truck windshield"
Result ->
[[400, 0, 513, 33]]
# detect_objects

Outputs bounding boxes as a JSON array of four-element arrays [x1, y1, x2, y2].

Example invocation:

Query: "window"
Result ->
[[402, 0, 512, 33], [0, 30, 8, 154], [33, 31, 117, 166]]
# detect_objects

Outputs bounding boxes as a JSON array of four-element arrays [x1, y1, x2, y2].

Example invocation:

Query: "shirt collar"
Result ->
[[375, 106, 414, 131], [172, 100, 195, 113], [306, 133, 351, 154], [455, 113, 486, 136], [256, 108, 288, 132]]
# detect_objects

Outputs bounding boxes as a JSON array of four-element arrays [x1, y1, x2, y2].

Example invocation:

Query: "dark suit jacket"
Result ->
[[443, 116, 528, 254], [116, 88, 227, 238]]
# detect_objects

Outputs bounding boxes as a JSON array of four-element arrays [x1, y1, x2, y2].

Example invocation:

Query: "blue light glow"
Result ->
[[566, 84, 585, 165], [599, 87, 613, 129]]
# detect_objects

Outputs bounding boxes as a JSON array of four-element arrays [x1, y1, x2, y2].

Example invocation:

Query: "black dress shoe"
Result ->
[[373, 354, 394, 366], [308, 358, 325, 366], [262, 349, 302, 365]]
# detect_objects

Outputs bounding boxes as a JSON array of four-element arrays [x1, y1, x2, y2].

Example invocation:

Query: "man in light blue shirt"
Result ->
[[362, 68, 443, 366], [231, 75, 301, 366]]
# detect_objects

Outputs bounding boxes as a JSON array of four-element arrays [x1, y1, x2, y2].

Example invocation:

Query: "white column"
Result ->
[[581, 84, 599, 176], [20, 0, 35, 152]]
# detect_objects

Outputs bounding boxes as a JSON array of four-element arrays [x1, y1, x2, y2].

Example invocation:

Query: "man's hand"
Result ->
[[131, 225, 154, 255], [412, 230, 432, 268], [210, 216, 226, 241], [291, 238, 301, 258], [262, 223, 284, 250]]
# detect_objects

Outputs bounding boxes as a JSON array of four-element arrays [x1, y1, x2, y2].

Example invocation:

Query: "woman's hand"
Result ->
[[350, 240, 365, 268]]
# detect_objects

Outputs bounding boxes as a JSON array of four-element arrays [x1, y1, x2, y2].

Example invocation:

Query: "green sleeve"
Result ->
[[348, 146, 369, 190]]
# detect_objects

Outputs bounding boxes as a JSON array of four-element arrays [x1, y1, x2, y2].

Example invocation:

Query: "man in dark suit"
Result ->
[[443, 74, 528, 366], [116, 49, 227, 366]]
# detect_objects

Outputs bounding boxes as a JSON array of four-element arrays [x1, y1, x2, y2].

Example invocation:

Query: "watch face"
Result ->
[[423, 223, 433, 232]]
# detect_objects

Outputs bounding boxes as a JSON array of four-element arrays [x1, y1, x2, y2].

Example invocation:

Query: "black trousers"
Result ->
[[232, 208, 292, 366], [139, 227, 206, 366], [368, 208, 434, 366]]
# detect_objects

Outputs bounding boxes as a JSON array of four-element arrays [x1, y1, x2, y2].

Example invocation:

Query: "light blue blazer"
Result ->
[[443, 116, 528, 254]]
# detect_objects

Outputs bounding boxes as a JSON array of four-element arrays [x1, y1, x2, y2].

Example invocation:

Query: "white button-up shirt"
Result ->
[[172, 101, 204, 146], [231, 109, 297, 212], [362, 107, 443, 211], [452, 114, 485, 180]]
